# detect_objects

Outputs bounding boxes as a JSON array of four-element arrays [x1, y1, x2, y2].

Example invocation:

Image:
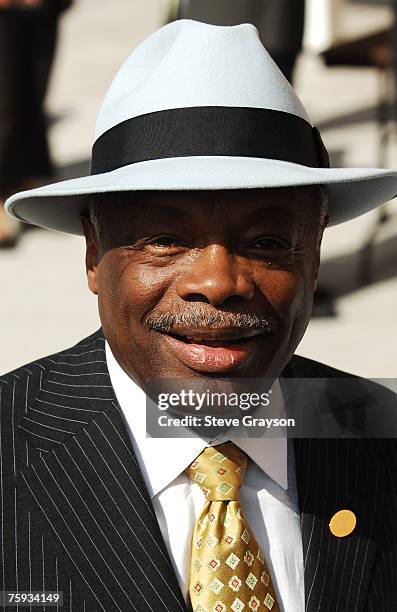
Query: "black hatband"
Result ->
[[90, 106, 329, 175]]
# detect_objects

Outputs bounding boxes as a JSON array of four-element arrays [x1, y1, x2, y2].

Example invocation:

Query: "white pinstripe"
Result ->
[[49, 371, 111, 377], [0, 372, 21, 382], [27, 463, 126, 612], [306, 482, 326, 607], [21, 471, 113, 612], [46, 360, 108, 367], [300, 441, 311, 531], [64, 340, 104, 349], [334, 445, 351, 612], [18, 427, 63, 444], [69, 436, 180, 610], [56, 350, 106, 357], [50, 452, 155, 611], [42, 534, 45, 611], [12, 382, 19, 595], [12, 382, 16, 478], [0, 385, 5, 594], [25, 375, 30, 413], [28, 511, 32, 612], [42, 454, 144, 611], [14, 487, 18, 595], [84, 425, 177, 576], [22, 417, 75, 435], [371, 440, 396, 608], [29, 361, 47, 372], [35, 398, 101, 413], [322, 447, 341, 606], [312, 443, 332, 610], [46, 381, 114, 389], [29, 407, 88, 424], [346, 455, 369, 610], [303, 460, 317, 567], [40, 389, 112, 401], [55, 557, 59, 612], [100, 412, 156, 516]]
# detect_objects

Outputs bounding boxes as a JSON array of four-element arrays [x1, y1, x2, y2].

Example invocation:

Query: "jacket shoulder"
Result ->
[[284, 352, 396, 395], [283, 353, 394, 390], [283, 353, 397, 440], [282, 353, 362, 379], [0, 329, 105, 417]]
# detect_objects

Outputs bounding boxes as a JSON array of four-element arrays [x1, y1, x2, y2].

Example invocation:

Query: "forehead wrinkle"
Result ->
[[97, 188, 323, 240], [245, 204, 299, 225], [205, 201, 225, 225], [203, 201, 304, 230], [202, 193, 251, 225], [193, 190, 319, 226], [129, 201, 191, 222], [140, 197, 227, 228]]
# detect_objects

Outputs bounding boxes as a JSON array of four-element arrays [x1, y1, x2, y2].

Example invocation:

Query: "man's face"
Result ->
[[82, 188, 327, 387]]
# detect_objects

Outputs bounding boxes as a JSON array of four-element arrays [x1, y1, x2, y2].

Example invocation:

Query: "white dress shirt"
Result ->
[[105, 341, 305, 611]]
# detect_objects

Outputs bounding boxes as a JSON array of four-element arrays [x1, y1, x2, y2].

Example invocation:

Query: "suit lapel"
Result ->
[[18, 330, 187, 612], [283, 356, 385, 612]]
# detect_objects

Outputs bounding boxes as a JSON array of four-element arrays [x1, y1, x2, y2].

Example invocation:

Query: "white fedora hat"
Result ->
[[5, 19, 397, 234]]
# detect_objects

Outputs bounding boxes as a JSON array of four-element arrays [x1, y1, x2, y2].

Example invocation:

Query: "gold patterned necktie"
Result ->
[[185, 441, 280, 612]]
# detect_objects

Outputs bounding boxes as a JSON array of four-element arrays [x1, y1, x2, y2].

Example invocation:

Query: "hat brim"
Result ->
[[5, 156, 397, 235]]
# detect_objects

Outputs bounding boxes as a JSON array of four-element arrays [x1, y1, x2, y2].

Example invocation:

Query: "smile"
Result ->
[[161, 327, 265, 372]]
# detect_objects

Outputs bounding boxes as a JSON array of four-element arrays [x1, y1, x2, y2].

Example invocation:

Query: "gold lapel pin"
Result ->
[[329, 509, 357, 537]]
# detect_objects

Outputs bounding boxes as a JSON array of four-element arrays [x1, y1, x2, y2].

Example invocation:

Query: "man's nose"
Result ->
[[175, 244, 255, 306]]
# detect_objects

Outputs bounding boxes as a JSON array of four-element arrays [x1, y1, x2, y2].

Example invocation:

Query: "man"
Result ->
[[2, 19, 397, 612]]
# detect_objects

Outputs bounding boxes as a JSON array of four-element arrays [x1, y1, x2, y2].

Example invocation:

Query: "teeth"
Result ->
[[168, 329, 263, 343], [187, 336, 238, 342], [183, 336, 248, 344], [185, 336, 238, 342], [181, 331, 261, 342]]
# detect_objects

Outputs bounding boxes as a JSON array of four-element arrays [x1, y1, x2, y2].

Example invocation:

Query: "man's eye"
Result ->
[[148, 236, 183, 248], [253, 237, 290, 250]]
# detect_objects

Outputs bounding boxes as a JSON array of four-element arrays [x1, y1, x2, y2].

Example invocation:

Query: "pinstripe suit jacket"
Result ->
[[1, 328, 397, 612]]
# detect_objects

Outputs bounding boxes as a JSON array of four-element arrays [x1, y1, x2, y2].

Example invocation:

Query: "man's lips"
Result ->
[[160, 327, 266, 372], [165, 327, 262, 343]]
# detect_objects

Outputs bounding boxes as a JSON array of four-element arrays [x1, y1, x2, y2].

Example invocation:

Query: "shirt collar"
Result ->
[[105, 340, 288, 497]]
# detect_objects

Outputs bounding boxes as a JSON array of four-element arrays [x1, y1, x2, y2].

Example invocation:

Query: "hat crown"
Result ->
[[94, 19, 310, 141]]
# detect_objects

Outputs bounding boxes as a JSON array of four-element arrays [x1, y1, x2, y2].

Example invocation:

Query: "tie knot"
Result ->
[[185, 442, 248, 501]]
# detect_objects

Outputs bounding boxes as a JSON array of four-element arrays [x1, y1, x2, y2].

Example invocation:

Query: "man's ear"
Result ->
[[313, 214, 329, 291], [81, 215, 100, 296]]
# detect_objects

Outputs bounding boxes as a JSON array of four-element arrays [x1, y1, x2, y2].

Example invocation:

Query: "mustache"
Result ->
[[145, 307, 280, 335]]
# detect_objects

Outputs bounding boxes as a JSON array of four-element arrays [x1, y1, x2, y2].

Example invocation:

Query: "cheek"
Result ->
[[96, 253, 173, 330], [263, 266, 315, 350], [255, 269, 303, 319], [255, 266, 314, 362]]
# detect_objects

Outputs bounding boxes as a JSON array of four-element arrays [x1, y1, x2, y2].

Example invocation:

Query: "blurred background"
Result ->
[[0, 0, 396, 377]]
